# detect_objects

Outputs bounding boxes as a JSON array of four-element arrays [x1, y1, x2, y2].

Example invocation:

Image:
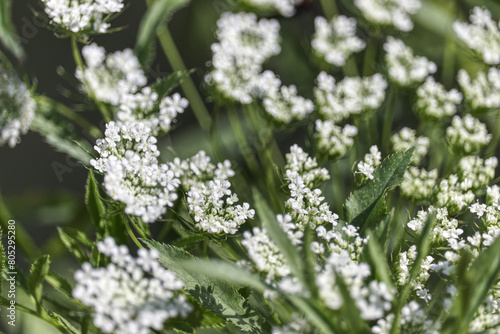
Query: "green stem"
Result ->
[[210, 103, 224, 161], [362, 37, 378, 77], [329, 162, 345, 216], [382, 86, 397, 155], [227, 109, 261, 175], [262, 295, 281, 326], [319, 0, 339, 20], [123, 214, 143, 249], [70, 37, 112, 122], [486, 111, 500, 157], [36, 96, 103, 139], [156, 25, 213, 132], [441, 1, 456, 89]]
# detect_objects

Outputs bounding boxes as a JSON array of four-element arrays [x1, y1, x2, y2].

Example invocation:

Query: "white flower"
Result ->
[[354, 0, 421, 31], [414, 77, 462, 120], [76, 44, 147, 105], [453, 7, 500, 65], [457, 67, 500, 111], [42, 0, 124, 33], [242, 0, 300, 17], [384, 37, 436, 86], [73, 237, 191, 334], [314, 120, 358, 160], [263, 85, 314, 124], [355, 146, 382, 182], [401, 167, 438, 203], [446, 115, 491, 155], [391, 127, 429, 164], [0, 67, 36, 148], [312, 16, 366, 67]]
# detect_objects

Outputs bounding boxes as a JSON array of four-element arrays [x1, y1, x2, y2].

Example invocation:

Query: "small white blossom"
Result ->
[[314, 119, 358, 160], [414, 77, 462, 120], [73, 237, 191, 334], [0, 67, 35, 148], [354, 0, 421, 32], [312, 16, 366, 67], [242, 0, 300, 17], [355, 145, 382, 182], [263, 85, 314, 124], [446, 115, 491, 155], [457, 67, 500, 111], [384, 37, 436, 86], [453, 7, 500, 65], [391, 127, 429, 164], [401, 167, 438, 203]]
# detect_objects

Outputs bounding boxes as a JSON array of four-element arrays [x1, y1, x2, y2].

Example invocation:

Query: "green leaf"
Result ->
[[336, 273, 371, 333], [49, 311, 80, 334], [364, 231, 395, 290], [443, 235, 500, 334], [28, 255, 51, 308], [252, 189, 304, 284], [85, 170, 106, 228], [135, 0, 190, 66], [145, 240, 268, 333], [0, 0, 24, 59], [345, 148, 415, 232], [151, 69, 194, 98], [31, 103, 93, 164], [57, 228, 89, 263]]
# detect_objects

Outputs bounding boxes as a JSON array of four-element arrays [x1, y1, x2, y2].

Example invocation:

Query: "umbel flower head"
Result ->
[[354, 0, 421, 32], [453, 7, 500, 65], [391, 127, 429, 164], [42, 0, 124, 34], [314, 119, 358, 160], [384, 37, 436, 86], [446, 115, 491, 155], [262, 84, 314, 125], [312, 15, 366, 67], [241, 0, 299, 18], [73, 237, 191, 334], [457, 67, 500, 111], [76, 43, 147, 106], [0, 66, 36, 148], [414, 77, 462, 121]]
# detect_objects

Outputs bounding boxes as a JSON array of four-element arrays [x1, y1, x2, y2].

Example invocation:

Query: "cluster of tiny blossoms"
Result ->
[[73, 237, 191, 334], [453, 7, 500, 65], [414, 76, 462, 120], [172, 151, 255, 234], [314, 72, 387, 122], [390, 127, 429, 164], [446, 115, 491, 155], [457, 67, 500, 111], [312, 15, 366, 67], [42, 0, 124, 33], [242, 0, 299, 17], [400, 167, 438, 203], [0, 67, 36, 148], [91, 122, 180, 223], [355, 145, 382, 182], [384, 37, 437, 86], [314, 119, 358, 160], [354, 0, 421, 32]]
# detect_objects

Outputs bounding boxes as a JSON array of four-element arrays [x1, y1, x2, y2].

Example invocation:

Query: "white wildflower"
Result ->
[[314, 119, 358, 160], [355, 0, 421, 31], [391, 127, 429, 164], [401, 167, 438, 203], [263, 85, 314, 124], [446, 115, 491, 155], [242, 0, 300, 17], [457, 68, 500, 111], [414, 77, 462, 120]]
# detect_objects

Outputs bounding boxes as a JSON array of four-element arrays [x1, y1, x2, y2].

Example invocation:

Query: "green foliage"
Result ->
[[152, 69, 195, 98], [145, 240, 269, 333], [0, 0, 24, 59], [135, 0, 191, 66], [345, 147, 415, 232], [28, 255, 51, 310], [85, 170, 106, 228]]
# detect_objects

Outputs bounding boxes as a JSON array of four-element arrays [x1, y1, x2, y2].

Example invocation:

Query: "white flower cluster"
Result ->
[[317, 251, 394, 321], [73, 237, 191, 334], [373, 301, 441, 334], [384, 37, 436, 86], [457, 68, 500, 111], [453, 7, 500, 65], [446, 115, 491, 155], [263, 84, 314, 124], [242, 0, 299, 17], [390, 127, 429, 164], [91, 121, 180, 223], [356, 145, 382, 182], [400, 167, 438, 203], [175, 151, 255, 234], [314, 119, 358, 160], [242, 227, 291, 282], [457, 156, 497, 190], [76, 43, 147, 105], [354, 0, 421, 32], [395, 245, 434, 302], [206, 12, 281, 104], [312, 16, 366, 67], [315, 72, 387, 122], [0, 67, 36, 148], [117, 88, 188, 135], [414, 77, 462, 120], [435, 175, 475, 215], [42, 0, 124, 33], [469, 288, 500, 333]]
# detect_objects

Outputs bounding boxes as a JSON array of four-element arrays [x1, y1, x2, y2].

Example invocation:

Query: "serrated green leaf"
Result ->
[[145, 240, 267, 333], [85, 170, 106, 228], [0, 0, 24, 59], [345, 148, 415, 232], [58, 228, 88, 263], [442, 234, 500, 334], [152, 69, 194, 98], [28, 255, 51, 309], [135, 0, 190, 66], [172, 233, 206, 248], [252, 189, 304, 284], [31, 104, 93, 164], [45, 272, 74, 301], [49, 311, 80, 334]]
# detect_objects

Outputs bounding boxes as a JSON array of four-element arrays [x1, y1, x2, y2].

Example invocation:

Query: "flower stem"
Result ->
[[228, 108, 261, 175], [156, 25, 213, 132], [123, 213, 143, 249], [382, 86, 397, 155], [319, 0, 339, 20]]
